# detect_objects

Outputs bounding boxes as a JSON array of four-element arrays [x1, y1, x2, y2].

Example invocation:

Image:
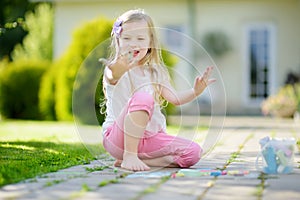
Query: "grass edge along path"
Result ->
[[0, 141, 104, 187], [0, 120, 105, 187]]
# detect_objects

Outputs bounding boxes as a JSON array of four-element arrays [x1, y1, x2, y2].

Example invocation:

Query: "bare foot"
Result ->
[[121, 153, 150, 171], [114, 160, 122, 167]]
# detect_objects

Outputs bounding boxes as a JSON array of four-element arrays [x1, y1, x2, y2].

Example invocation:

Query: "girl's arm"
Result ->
[[161, 66, 216, 106]]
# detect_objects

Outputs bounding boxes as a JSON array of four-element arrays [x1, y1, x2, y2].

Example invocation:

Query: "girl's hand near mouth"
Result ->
[[105, 49, 138, 84]]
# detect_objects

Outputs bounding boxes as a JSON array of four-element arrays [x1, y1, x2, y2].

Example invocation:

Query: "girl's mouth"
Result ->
[[133, 50, 140, 57]]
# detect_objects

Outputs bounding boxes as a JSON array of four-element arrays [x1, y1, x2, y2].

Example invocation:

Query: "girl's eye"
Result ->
[[123, 37, 130, 40], [138, 38, 145, 40]]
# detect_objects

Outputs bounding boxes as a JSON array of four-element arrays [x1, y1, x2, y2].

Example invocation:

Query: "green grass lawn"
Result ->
[[0, 120, 105, 187]]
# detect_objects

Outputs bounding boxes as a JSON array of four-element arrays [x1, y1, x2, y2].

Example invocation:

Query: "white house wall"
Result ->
[[53, 0, 300, 115]]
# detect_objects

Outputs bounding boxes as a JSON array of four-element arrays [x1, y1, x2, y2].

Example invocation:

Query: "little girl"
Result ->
[[101, 9, 215, 171]]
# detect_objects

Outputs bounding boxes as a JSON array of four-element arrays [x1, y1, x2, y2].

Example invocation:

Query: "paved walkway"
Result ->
[[1, 116, 299, 200]]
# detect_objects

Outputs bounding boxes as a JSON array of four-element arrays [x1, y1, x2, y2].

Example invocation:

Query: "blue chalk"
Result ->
[[210, 171, 222, 176]]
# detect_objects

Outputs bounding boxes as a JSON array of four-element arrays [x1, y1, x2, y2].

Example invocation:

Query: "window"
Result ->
[[243, 23, 276, 105]]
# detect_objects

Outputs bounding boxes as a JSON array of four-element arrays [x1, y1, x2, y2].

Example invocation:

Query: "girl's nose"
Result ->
[[129, 42, 137, 48]]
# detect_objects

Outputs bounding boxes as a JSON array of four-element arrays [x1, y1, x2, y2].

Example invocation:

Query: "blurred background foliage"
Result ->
[[11, 3, 53, 61], [0, 0, 37, 60], [0, 2, 177, 124], [0, 1, 299, 123], [0, 59, 49, 119], [54, 17, 113, 124], [201, 31, 231, 57]]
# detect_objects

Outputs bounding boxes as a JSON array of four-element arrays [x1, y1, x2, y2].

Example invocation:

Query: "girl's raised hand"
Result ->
[[106, 49, 136, 83], [193, 66, 216, 96]]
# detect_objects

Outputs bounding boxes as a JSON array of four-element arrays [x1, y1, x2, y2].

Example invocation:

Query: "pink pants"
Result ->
[[103, 92, 202, 168]]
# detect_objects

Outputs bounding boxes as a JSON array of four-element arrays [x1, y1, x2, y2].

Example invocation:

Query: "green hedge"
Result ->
[[72, 42, 110, 125], [38, 62, 57, 120], [54, 17, 112, 124], [0, 60, 49, 119]]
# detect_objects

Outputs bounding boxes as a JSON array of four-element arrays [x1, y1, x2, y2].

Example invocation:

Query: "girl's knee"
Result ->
[[178, 143, 202, 168], [128, 92, 155, 117]]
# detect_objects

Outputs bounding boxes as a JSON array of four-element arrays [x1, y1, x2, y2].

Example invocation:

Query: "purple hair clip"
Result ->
[[111, 19, 123, 38]]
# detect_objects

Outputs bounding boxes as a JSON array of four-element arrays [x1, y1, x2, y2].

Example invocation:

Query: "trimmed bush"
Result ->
[[0, 60, 49, 119], [161, 49, 177, 117], [261, 84, 299, 118], [72, 42, 110, 125], [38, 62, 57, 120], [54, 17, 112, 123]]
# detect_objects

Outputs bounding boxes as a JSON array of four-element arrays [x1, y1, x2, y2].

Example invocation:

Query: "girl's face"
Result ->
[[119, 19, 150, 64]]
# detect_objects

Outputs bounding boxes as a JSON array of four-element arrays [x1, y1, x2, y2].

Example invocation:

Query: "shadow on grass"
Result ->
[[0, 141, 105, 187]]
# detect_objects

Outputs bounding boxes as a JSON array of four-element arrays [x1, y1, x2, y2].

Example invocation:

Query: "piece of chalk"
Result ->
[[210, 171, 222, 176]]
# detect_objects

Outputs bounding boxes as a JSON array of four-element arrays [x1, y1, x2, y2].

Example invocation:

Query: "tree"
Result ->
[[11, 3, 53, 61], [0, 0, 37, 60]]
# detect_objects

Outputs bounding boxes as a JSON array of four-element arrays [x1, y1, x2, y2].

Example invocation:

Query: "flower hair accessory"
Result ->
[[111, 19, 123, 38]]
